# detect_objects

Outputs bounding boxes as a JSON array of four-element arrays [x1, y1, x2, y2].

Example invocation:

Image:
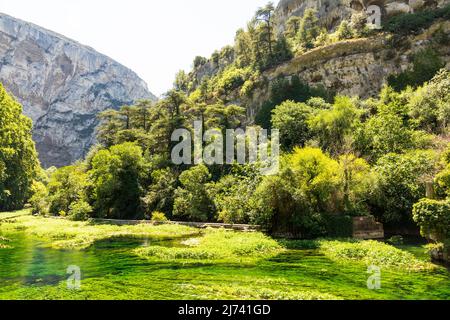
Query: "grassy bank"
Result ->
[[0, 210, 200, 249]]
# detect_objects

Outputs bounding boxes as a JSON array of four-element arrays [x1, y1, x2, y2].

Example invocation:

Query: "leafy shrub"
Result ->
[[271, 100, 313, 150], [336, 21, 354, 40], [29, 181, 49, 215], [151, 211, 168, 222], [413, 199, 450, 240], [67, 200, 93, 221], [374, 150, 438, 223], [256, 76, 330, 129], [173, 165, 213, 222], [215, 66, 251, 94], [46, 164, 90, 216], [209, 168, 261, 224]]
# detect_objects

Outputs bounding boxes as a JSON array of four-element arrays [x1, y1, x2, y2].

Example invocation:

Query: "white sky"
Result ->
[[0, 0, 273, 96]]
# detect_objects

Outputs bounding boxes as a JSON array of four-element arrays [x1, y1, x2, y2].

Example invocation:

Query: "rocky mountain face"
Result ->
[[186, 1, 450, 122], [0, 13, 156, 168], [275, 0, 448, 32]]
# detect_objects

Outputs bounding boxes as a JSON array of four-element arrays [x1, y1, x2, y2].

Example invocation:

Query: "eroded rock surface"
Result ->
[[0, 13, 156, 168]]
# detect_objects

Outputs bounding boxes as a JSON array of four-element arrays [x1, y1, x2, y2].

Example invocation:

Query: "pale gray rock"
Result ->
[[0, 13, 156, 168], [274, 0, 448, 33]]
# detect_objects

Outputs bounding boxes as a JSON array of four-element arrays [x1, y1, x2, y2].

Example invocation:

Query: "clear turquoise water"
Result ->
[[1, 232, 450, 300]]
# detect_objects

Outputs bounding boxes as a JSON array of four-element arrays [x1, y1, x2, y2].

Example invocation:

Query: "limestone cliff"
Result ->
[[275, 0, 446, 33], [0, 13, 156, 168], [247, 20, 450, 117]]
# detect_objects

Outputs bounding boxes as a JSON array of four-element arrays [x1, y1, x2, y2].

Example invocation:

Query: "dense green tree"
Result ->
[[174, 70, 190, 92], [142, 168, 178, 218], [89, 143, 145, 219], [373, 150, 438, 223], [235, 27, 254, 68], [251, 148, 341, 237], [271, 100, 313, 150], [309, 96, 362, 155], [408, 69, 450, 133], [46, 163, 89, 216], [256, 75, 328, 129], [0, 83, 40, 211], [208, 165, 262, 224], [254, 3, 276, 59], [336, 20, 354, 40], [298, 9, 320, 49], [97, 109, 124, 147], [285, 16, 301, 41], [173, 165, 213, 222]]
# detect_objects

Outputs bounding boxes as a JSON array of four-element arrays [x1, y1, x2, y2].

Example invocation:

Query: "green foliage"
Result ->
[[0, 83, 40, 211], [256, 76, 330, 129], [387, 235, 404, 246], [208, 165, 262, 224], [413, 199, 450, 241], [47, 164, 89, 216], [29, 181, 49, 215], [324, 215, 353, 238], [232, 2, 292, 71], [319, 240, 433, 271], [309, 96, 361, 155], [408, 69, 450, 133], [388, 48, 445, 92], [135, 228, 282, 262], [385, 5, 450, 35], [271, 100, 313, 150], [355, 89, 433, 161], [174, 70, 190, 92], [90, 143, 145, 219], [193, 56, 207, 68], [251, 148, 372, 237], [173, 165, 213, 222], [298, 9, 320, 49], [142, 168, 177, 218], [68, 200, 93, 221], [336, 21, 354, 40], [215, 66, 251, 95], [374, 150, 438, 223], [151, 211, 169, 222]]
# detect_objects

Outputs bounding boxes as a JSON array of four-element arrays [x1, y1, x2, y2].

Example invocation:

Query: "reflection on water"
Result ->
[[0, 233, 181, 288]]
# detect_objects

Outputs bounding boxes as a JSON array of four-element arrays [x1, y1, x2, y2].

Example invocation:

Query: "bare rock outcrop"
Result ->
[[0, 13, 156, 168]]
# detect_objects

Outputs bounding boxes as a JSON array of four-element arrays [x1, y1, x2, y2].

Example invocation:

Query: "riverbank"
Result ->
[[1, 210, 450, 300]]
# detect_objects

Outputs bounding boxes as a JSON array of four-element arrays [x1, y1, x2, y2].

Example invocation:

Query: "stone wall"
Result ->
[[353, 216, 385, 239]]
